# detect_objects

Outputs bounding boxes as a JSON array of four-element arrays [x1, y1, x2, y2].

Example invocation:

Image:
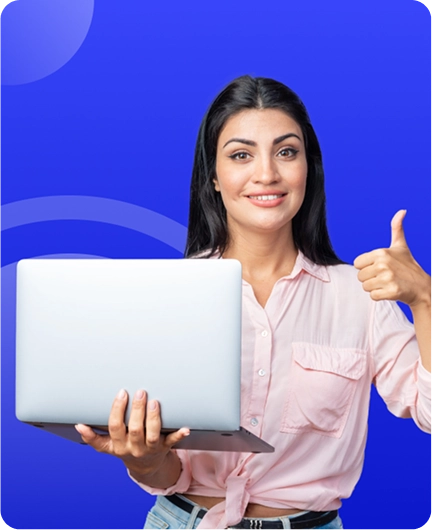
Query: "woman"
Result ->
[[75, 76, 431, 529]]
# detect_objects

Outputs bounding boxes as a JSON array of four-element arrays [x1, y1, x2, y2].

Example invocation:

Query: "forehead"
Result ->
[[218, 108, 304, 144]]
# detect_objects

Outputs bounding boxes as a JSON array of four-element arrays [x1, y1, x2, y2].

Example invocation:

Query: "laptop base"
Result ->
[[25, 422, 274, 453]]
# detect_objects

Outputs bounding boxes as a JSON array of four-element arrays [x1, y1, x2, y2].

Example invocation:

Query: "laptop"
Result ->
[[15, 259, 274, 453]]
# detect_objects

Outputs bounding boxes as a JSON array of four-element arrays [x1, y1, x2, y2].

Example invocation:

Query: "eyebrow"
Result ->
[[222, 133, 301, 149]]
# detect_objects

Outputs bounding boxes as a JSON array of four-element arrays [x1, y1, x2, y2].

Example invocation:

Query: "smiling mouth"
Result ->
[[247, 194, 286, 201]]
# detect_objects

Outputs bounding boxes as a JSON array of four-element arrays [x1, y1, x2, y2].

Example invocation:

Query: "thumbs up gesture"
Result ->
[[354, 210, 431, 308]]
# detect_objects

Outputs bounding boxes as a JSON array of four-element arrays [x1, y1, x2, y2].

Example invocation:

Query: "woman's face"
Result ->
[[214, 108, 307, 239]]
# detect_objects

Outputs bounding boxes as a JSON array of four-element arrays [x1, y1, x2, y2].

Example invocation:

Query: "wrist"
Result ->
[[126, 450, 182, 489], [123, 449, 178, 482], [410, 273, 431, 310], [124, 452, 170, 481]]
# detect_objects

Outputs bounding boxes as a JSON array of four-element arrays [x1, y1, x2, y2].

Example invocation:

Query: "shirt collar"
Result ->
[[291, 250, 331, 282]]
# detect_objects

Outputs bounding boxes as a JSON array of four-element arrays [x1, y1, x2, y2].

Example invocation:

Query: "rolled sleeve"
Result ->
[[415, 361, 431, 430], [127, 449, 192, 495], [371, 300, 431, 433]]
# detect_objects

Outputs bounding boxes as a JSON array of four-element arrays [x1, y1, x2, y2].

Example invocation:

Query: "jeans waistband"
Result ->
[[165, 494, 338, 529]]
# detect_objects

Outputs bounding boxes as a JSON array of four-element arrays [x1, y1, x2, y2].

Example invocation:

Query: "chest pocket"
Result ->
[[280, 342, 367, 438]]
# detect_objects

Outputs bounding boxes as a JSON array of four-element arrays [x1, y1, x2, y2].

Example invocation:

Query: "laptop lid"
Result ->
[[15, 259, 274, 453]]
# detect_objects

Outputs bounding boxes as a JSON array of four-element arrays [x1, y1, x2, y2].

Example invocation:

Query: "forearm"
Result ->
[[411, 296, 431, 373], [126, 449, 182, 489]]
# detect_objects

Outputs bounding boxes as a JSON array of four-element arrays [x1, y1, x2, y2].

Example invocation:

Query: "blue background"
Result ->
[[1, 0, 430, 528]]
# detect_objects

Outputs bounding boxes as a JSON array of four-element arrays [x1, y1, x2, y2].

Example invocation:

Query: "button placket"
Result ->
[[244, 309, 272, 436], [247, 327, 272, 434]]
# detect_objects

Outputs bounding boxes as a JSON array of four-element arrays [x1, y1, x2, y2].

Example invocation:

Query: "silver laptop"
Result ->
[[15, 259, 274, 453]]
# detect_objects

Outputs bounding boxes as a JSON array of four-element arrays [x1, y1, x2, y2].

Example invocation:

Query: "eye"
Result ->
[[277, 147, 299, 158], [228, 151, 251, 161]]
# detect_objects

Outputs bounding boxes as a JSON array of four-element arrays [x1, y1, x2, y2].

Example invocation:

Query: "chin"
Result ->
[[228, 212, 294, 236], [255, 214, 293, 231], [249, 219, 292, 234]]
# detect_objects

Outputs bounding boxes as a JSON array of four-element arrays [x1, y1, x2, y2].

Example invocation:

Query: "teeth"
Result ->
[[249, 194, 283, 201]]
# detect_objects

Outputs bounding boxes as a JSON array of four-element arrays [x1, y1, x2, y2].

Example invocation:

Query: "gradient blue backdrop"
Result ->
[[1, 0, 430, 528]]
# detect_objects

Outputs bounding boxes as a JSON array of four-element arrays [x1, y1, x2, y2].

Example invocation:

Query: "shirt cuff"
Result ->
[[126, 449, 192, 495]]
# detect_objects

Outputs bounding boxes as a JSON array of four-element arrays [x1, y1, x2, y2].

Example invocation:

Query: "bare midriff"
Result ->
[[183, 494, 303, 517]]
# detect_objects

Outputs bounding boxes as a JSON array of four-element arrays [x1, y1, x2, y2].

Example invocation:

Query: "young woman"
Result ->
[[76, 76, 431, 529]]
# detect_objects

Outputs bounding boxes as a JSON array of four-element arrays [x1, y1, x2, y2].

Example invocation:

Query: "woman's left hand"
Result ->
[[354, 210, 431, 308]]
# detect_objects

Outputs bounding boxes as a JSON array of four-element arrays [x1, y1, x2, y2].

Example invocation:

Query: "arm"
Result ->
[[367, 298, 431, 432], [354, 209, 431, 373], [411, 297, 431, 373], [354, 210, 431, 431]]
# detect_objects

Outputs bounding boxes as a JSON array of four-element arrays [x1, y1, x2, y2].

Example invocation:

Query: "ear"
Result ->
[[213, 178, 220, 192]]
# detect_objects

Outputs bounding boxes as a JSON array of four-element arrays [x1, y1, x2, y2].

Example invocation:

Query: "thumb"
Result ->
[[165, 427, 190, 448], [75, 424, 111, 452], [390, 209, 408, 248]]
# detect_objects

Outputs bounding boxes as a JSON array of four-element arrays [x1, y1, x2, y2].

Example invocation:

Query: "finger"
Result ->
[[390, 209, 407, 248], [369, 289, 387, 302], [145, 399, 162, 448], [108, 389, 128, 443], [75, 424, 112, 452], [75, 423, 95, 439], [127, 389, 146, 446], [361, 277, 383, 293], [353, 251, 376, 270], [164, 428, 191, 448], [357, 264, 378, 283]]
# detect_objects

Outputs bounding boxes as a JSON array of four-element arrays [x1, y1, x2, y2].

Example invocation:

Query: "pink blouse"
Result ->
[[129, 251, 431, 529]]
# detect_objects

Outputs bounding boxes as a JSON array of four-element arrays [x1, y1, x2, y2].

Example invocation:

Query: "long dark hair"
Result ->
[[185, 75, 343, 265]]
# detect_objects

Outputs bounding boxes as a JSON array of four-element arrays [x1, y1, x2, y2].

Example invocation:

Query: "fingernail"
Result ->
[[134, 389, 144, 400], [75, 424, 83, 434], [148, 400, 157, 411], [183, 428, 190, 437], [117, 389, 126, 400]]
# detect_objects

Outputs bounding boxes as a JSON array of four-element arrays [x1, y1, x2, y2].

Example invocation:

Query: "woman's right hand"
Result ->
[[75, 389, 190, 480]]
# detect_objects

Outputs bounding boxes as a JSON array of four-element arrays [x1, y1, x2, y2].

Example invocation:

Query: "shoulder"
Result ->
[[324, 263, 372, 307], [301, 253, 363, 292], [298, 252, 372, 313], [324, 264, 412, 327], [326, 263, 361, 285]]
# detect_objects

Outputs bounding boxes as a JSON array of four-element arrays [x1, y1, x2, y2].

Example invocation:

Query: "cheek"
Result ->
[[214, 161, 231, 193], [297, 159, 308, 184], [215, 168, 246, 197], [293, 174, 307, 188], [218, 181, 242, 202], [288, 164, 307, 191]]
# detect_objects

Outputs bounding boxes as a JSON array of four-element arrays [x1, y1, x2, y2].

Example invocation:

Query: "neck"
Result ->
[[223, 226, 298, 281]]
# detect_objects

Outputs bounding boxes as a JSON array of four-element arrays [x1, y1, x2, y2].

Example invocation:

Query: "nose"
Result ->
[[252, 155, 281, 185]]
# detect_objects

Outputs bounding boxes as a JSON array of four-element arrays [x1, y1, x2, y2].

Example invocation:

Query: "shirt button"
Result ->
[[258, 369, 266, 377], [250, 418, 259, 427], [261, 330, 268, 337]]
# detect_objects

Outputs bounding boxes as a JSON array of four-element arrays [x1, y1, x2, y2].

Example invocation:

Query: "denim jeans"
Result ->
[[144, 495, 344, 529]]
